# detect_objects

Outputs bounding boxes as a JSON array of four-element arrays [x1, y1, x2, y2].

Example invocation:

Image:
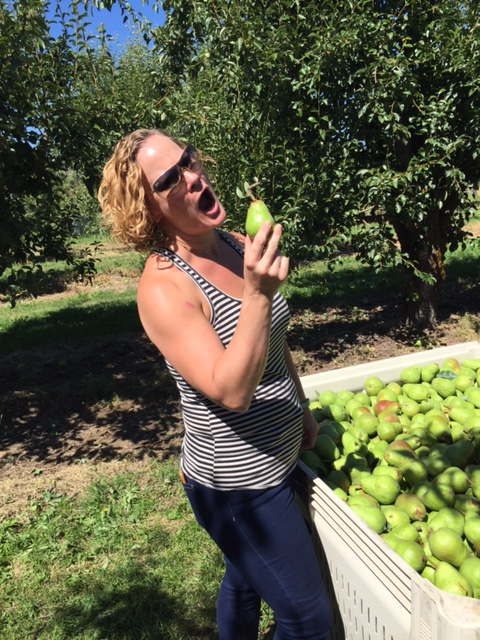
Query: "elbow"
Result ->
[[220, 398, 252, 413], [215, 393, 252, 413]]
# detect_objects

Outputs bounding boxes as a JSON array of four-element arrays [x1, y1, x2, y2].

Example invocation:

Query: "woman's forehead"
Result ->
[[137, 134, 183, 172]]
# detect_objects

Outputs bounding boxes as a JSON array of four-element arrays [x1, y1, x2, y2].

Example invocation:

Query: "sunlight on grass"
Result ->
[[0, 288, 140, 353], [0, 460, 225, 640]]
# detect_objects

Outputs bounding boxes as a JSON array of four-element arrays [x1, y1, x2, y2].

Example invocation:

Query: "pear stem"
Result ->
[[246, 181, 260, 202]]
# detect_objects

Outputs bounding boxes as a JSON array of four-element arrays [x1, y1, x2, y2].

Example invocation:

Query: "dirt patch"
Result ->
[[1, 242, 480, 519]]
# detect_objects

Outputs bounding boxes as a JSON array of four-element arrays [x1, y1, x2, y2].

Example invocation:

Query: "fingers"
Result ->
[[247, 222, 282, 261]]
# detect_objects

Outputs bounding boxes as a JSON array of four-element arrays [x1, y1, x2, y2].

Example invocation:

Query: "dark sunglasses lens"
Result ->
[[178, 147, 193, 168], [153, 166, 180, 193], [152, 145, 198, 194]]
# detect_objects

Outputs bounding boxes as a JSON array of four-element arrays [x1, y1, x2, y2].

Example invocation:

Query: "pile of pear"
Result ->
[[300, 356, 480, 600]]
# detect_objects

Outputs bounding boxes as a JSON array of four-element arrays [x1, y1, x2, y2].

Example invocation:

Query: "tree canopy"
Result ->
[[1, 0, 479, 328]]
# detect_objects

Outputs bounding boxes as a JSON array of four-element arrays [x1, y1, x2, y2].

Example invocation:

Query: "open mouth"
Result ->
[[198, 187, 217, 214]]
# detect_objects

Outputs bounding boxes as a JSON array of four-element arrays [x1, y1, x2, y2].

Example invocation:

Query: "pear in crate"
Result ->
[[434, 561, 473, 598]]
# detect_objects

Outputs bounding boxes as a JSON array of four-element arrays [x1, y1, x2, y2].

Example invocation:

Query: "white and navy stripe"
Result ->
[[154, 231, 303, 490]]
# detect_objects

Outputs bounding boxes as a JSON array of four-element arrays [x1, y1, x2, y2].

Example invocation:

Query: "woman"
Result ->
[[98, 129, 331, 640]]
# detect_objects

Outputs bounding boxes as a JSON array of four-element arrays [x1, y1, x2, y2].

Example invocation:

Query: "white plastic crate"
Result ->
[[297, 342, 480, 640]]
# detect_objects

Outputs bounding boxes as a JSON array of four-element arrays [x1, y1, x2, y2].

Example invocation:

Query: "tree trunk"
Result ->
[[403, 255, 443, 330], [393, 226, 446, 330]]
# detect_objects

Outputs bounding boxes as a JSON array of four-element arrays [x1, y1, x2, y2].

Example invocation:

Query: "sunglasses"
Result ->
[[151, 144, 202, 197]]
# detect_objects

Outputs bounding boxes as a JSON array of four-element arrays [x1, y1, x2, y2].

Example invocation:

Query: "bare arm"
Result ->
[[137, 223, 289, 412]]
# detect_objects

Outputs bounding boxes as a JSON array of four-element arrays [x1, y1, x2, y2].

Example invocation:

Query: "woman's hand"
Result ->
[[300, 409, 319, 451], [243, 222, 289, 300]]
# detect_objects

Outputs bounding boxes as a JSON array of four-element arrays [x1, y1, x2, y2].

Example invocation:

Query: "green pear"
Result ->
[[455, 494, 480, 517], [317, 421, 342, 443], [450, 421, 471, 443], [444, 439, 475, 468], [401, 459, 429, 488], [402, 383, 429, 402], [381, 534, 427, 572], [383, 443, 416, 468], [353, 411, 379, 435], [464, 512, 480, 553], [245, 199, 275, 238], [395, 434, 422, 450], [377, 388, 399, 403], [332, 486, 349, 502], [349, 503, 386, 534], [428, 527, 468, 567], [363, 376, 385, 396], [400, 397, 422, 417], [459, 556, 480, 590], [433, 467, 469, 494], [421, 565, 436, 584], [431, 377, 457, 399], [448, 404, 476, 425], [299, 450, 328, 476], [434, 562, 473, 597], [372, 464, 403, 482], [427, 507, 465, 537], [465, 387, 480, 409], [423, 453, 451, 478], [400, 365, 422, 384], [336, 389, 355, 406], [368, 440, 389, 465], [349, 466, 371, 485], [377, 421, 402, 442], [410, 426, 437, 447], [318, 390, 337, 406], [454, 374, 475, 393], [465, 464, 480, 485], [348, 425, 370, 444], [348, 491, 379, 508], [424, 414, 451, 443], [322, 402, 347, 422], [420, 483, 456, 511], [395, 493, 427, 521], [343, 452, 370, 472], [313, 433, 341, 461], [342, 431, 368, 456], [421, 363, 440, 383], [360, 474, 401, 505], [326, 469, 351, 493], [381, 505, 411, 529], [390, 522, 419, 542], [461, 358, 480, 371]]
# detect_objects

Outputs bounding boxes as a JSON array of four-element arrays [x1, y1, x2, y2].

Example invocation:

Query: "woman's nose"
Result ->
[[182, 168, 203, 191]]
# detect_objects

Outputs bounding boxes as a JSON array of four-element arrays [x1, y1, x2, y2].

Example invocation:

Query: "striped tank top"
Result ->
[[154, 231, 303, 490]]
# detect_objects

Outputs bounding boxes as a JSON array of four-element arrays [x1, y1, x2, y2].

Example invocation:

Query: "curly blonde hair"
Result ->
[[98, 128, 186, 252]]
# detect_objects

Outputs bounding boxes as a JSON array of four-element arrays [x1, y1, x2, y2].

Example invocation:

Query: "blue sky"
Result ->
[[49, 1, 165, 47], [82, 2, 165, 38]]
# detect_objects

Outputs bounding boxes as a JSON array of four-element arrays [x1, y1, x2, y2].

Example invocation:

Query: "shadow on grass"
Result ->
[[1, 253, 479, 467], [32, 558, 219, 640]]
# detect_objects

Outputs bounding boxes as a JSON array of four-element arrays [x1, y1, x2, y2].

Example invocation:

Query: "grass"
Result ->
[[0, 459, 227, 639], [1, 227, 479, 638]]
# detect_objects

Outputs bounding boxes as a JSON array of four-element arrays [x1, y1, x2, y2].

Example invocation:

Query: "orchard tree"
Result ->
[[0, 0, 158, 300], [318, 0, 480, 328], [152, 0, 480, 328]]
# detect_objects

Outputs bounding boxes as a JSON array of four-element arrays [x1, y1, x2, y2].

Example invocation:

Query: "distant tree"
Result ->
[[0, 0, 159, 300], [151, 0, 480, 328]]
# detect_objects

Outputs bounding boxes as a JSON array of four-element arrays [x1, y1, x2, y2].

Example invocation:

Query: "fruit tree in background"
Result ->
[[151, 0, 480, 329]]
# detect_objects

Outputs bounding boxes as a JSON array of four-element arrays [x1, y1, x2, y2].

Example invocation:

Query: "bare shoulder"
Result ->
[[137, 252, 204, 315]]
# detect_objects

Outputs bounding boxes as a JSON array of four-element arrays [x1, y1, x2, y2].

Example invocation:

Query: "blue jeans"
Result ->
[[181, 468, 331, 640]]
